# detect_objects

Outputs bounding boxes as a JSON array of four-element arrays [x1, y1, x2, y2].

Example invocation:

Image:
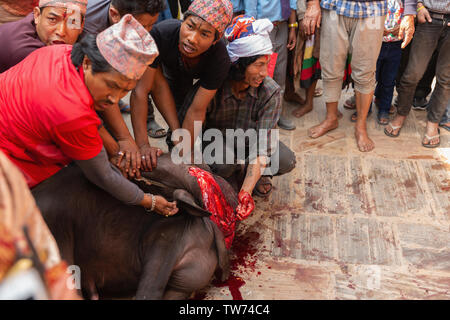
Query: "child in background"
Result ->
[[374, 0, 405, 125]]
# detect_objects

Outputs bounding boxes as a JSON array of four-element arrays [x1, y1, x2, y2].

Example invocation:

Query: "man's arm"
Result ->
[[130, 67, 166, 171], [398, 0, 418, 49], [150, 66, 181, 132], [130, 67, 156, 149], [302, 0, 321, 37], [181, 87, 217, 148], [236, 156, 268, 220], [101, 104, 142, 178]]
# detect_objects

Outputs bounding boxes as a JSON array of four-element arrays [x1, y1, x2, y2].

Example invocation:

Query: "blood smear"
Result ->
[[188, 167, 236, 249]]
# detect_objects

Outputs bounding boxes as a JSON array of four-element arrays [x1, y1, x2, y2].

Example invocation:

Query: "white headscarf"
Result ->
[[225, 15, 274, 63]]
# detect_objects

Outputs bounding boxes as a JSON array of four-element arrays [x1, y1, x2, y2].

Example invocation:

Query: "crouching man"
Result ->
[[203, 16, 296, 220]]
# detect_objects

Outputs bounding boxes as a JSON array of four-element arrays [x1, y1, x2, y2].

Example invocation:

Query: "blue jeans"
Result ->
[[375, 41, 403, 114]]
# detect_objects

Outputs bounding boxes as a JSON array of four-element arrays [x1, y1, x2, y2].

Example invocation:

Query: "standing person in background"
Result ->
[[243, 0, 299, 131], [374, 0, 408, 125], [305, 0, 415, 152], [291, 0, 321, 118], [385, 0, 449, 148]]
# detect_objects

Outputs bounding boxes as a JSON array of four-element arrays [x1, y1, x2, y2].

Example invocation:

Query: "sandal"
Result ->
[[422, 128, 440, 148], [384, 122, 402, 138], [147, 119, 167, 138], [253, 176, 272, 198], [344, 96, 356, 110], [119, 100, 130, 113], [314, 87, 323, 97], [376, 111, 390, 125]]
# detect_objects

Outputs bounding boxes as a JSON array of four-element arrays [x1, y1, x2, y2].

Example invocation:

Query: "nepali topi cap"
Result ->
[[38, 0, 88, 15], [96, 14, 159, 81], [186, 0, 233, 35]]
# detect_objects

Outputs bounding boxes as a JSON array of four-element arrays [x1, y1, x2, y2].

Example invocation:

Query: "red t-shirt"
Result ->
[[0, 45, 103, 187]]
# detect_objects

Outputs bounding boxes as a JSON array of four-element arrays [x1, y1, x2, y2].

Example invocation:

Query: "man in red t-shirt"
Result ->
[[0, 15, 178, 217]]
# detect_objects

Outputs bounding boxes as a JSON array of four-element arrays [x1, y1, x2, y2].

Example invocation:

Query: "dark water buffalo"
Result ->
[[31, 154, 238, 299]]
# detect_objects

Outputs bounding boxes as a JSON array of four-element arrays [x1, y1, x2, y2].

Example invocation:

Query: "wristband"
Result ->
[[144, 193, 156, 212], [288, 22, 298, 28]]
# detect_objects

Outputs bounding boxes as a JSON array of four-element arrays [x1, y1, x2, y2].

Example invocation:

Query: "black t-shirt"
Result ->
[[150, 19, 230, 91]]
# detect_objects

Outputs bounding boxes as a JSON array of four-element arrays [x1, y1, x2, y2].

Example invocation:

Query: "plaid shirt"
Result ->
[[205, 77, 281, 156], [320, 0, 388, 18]]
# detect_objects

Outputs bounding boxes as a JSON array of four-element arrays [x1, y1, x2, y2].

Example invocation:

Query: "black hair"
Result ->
[[111, 0, 166, 16], [71, 34, 113, 74], [183, 11, 221, 41], [228, 55, 263, 82]]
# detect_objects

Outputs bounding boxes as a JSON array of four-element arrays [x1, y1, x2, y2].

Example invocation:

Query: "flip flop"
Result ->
[[147, 119, 167, 138], [422, 128, 440, 148], [119, 100, 130, 113], [344, 96, 356, 110], [253, 176, 272, 198], [384, 122, 402, 138], [314, 87, 323, 97]]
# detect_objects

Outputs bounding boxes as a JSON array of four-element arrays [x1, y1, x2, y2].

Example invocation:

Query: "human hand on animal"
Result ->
[[139, 144, 163, 172], [141, 194, 178, 217], [115, 138, 142, 178], [236, 190, 255, 221]]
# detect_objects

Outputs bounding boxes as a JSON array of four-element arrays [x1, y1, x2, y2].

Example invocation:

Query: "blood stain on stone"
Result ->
[[213, 230, 261, 300]]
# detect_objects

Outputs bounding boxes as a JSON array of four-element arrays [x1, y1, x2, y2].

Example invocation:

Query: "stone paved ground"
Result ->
[[124, 84, 450, 300]]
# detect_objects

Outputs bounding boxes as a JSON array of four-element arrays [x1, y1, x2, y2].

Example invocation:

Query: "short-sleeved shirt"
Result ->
[[149, 19, 231, 91], [205, 76, 281, 155], [80, 0, 111, 38], [0, 13, 44, 73], [0, 45, 103, 187]]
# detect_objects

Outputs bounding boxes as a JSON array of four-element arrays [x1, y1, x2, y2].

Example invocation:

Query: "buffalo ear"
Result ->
[[173, 189, 211, 217]]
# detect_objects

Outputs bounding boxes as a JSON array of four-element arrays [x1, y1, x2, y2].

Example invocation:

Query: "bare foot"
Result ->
[[284, 92, 306, 105], [355, 128, 375, 152], [308, 118, 339, 138], [385, 115, 406, 136], [292, 103, 313, 118]]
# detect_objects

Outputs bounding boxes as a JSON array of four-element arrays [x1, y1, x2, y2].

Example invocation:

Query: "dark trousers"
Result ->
[[397, 21, 450, 123], [397, 41, 438, 100], [375, 41, 402, 113]]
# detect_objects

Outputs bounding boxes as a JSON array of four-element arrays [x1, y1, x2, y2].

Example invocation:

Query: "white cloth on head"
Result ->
[[226, 18, 274, 63]]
